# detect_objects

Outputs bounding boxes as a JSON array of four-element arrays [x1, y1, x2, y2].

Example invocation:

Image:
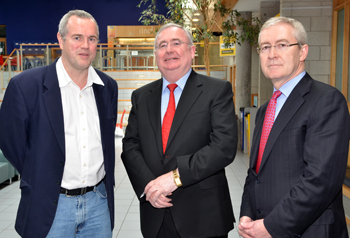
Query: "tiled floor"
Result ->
[[0, 138, 251, 238]]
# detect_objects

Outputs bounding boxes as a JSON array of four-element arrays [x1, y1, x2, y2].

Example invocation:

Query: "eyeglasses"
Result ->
[[156, 40, 191, 51], [257, 43, 300, 54]]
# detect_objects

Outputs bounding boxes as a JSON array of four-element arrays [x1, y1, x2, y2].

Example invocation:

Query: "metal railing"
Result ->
[[0, 42, 226, 94]]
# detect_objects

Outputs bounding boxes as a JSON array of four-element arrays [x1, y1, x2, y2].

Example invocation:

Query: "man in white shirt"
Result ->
[[0, 10, 118, 238]]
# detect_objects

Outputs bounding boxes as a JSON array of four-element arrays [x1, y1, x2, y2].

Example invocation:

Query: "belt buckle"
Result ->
[[65, 189, 74, 197], [80, 187, 87, 195], [64, 187, 87, 197]]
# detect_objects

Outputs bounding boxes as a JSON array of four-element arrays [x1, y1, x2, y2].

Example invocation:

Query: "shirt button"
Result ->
[[83, 145, 86, 149], [81, 112, 84, 115], [82, 180, 85, 183]]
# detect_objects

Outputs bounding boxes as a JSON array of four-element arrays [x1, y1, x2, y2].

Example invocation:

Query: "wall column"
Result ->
[[235, 11, 252, 117]]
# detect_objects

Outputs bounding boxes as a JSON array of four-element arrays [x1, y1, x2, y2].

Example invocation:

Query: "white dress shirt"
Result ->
[[56, 58, 105, 189]]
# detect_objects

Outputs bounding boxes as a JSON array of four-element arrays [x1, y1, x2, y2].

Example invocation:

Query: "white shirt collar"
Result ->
[[56, 57, 104, 89]]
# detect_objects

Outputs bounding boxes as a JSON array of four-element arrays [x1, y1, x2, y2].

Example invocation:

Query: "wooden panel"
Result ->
[[334, 0, 346, 9], [112, 25, 157, 38], [342, 4, 350, 98], [344, 184, 350, 198], [348, 141, 350, 167], [330, 11, 338, 87]]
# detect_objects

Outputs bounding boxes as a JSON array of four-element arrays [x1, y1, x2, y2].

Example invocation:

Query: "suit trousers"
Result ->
[[156, 209, 228, 238]]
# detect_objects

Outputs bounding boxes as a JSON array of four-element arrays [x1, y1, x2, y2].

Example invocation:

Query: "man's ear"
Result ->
[[57, 33, 64, 50], [300, 44, 308, 62]]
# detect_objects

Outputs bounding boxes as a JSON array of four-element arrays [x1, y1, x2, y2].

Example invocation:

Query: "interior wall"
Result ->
[[0, 0, 166, 54]]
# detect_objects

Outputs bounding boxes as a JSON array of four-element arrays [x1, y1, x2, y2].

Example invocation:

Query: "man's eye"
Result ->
[[262, 46, 270, 50], [74, 37, 80, 41], [172, 41, 181, 46], [278, 43, 287, 48], [159, 43, 167, 48]]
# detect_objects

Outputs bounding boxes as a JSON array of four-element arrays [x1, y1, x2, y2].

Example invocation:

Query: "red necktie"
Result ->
[[162, 84, 178, 153], [255, 90, 282, 173]]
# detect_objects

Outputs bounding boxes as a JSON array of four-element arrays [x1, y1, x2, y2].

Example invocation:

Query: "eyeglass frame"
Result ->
[[257, 43, 301, 54], [156, 40, 192, 51]]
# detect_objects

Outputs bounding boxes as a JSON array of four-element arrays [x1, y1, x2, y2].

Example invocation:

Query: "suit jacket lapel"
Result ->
[[166, 71, 203, 151], [43, 61, 65, 155], [250, 104, 267, 171], [93, 83, 107, 149], [146, 80, 163, 157], [258, 74, 312, 172]]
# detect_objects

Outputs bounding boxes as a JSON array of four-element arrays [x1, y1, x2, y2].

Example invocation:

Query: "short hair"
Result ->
[[154, 23, 193, 49], [259, 17, 307, 46], [58, 10, 99, 41]]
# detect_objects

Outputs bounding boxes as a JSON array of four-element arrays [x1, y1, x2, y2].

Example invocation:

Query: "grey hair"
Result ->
[[58, 10, 99, 41], [154, 23, 193, 49], [259, 16, 307, 46]]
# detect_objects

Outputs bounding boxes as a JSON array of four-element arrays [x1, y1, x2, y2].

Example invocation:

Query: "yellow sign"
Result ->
[[220, 36, 235, 56]]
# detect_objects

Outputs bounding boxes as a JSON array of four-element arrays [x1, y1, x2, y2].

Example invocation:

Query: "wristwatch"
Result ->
[[173, 169, 182, 187]]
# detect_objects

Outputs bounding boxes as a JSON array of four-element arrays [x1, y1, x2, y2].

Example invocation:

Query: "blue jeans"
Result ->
[[46, 182, 112, 238]]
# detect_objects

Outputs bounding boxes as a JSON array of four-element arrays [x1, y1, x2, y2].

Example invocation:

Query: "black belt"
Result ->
[[60, 179, 103, 197]]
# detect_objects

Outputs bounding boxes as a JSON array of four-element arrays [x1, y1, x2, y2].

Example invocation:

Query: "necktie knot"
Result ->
[[167, 84, 178, 92], [272, 90, 282, 100]]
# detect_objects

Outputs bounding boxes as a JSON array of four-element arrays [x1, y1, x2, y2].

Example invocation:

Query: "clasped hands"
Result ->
[[143, 171, 178, 209], [238, 216, 272, 238]]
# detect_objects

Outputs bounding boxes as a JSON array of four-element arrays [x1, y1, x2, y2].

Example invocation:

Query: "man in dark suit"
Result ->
[[239, 17, 350, 238], [121, 23, 237, 238], [0, 10, 118, 238]]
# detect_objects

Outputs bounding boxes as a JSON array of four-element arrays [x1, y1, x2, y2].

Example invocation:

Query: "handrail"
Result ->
[[1, 41, 224, 72], [0, 48, 18, 71]]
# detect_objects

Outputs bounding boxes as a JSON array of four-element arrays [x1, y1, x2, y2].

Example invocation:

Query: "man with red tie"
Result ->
[[122, 23, 238, 238], [239, 17, 349, 238]]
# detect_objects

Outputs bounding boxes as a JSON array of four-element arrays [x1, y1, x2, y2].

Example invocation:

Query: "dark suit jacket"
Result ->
[[121, 70, 238, 238], [240, 73, 350, 238], [0, 61, 118, 238]]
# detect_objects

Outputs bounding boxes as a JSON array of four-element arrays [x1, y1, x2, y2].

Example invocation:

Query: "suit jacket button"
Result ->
[[60, 161, 64, 166], [52, 200, 57, 206], [257, 209, 261, 214], [256, 178, 261, 184], [56, 180, 60, 185]]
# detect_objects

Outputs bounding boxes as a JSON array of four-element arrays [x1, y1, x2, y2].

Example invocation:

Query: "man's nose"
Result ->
[[268, 46, 278, 58], [165, 43, 174, 52], [81, 39, 89, 49]]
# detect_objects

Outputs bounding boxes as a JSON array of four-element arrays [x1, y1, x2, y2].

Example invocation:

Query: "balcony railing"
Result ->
[[0, 42, 226, 95]]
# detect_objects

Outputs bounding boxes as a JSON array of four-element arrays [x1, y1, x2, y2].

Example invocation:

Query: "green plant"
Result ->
[[137, 0, 261, 76]]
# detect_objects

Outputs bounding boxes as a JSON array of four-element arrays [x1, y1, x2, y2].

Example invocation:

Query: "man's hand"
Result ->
[[144, 171, 178, 208], [238, 217, 272, 238]]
